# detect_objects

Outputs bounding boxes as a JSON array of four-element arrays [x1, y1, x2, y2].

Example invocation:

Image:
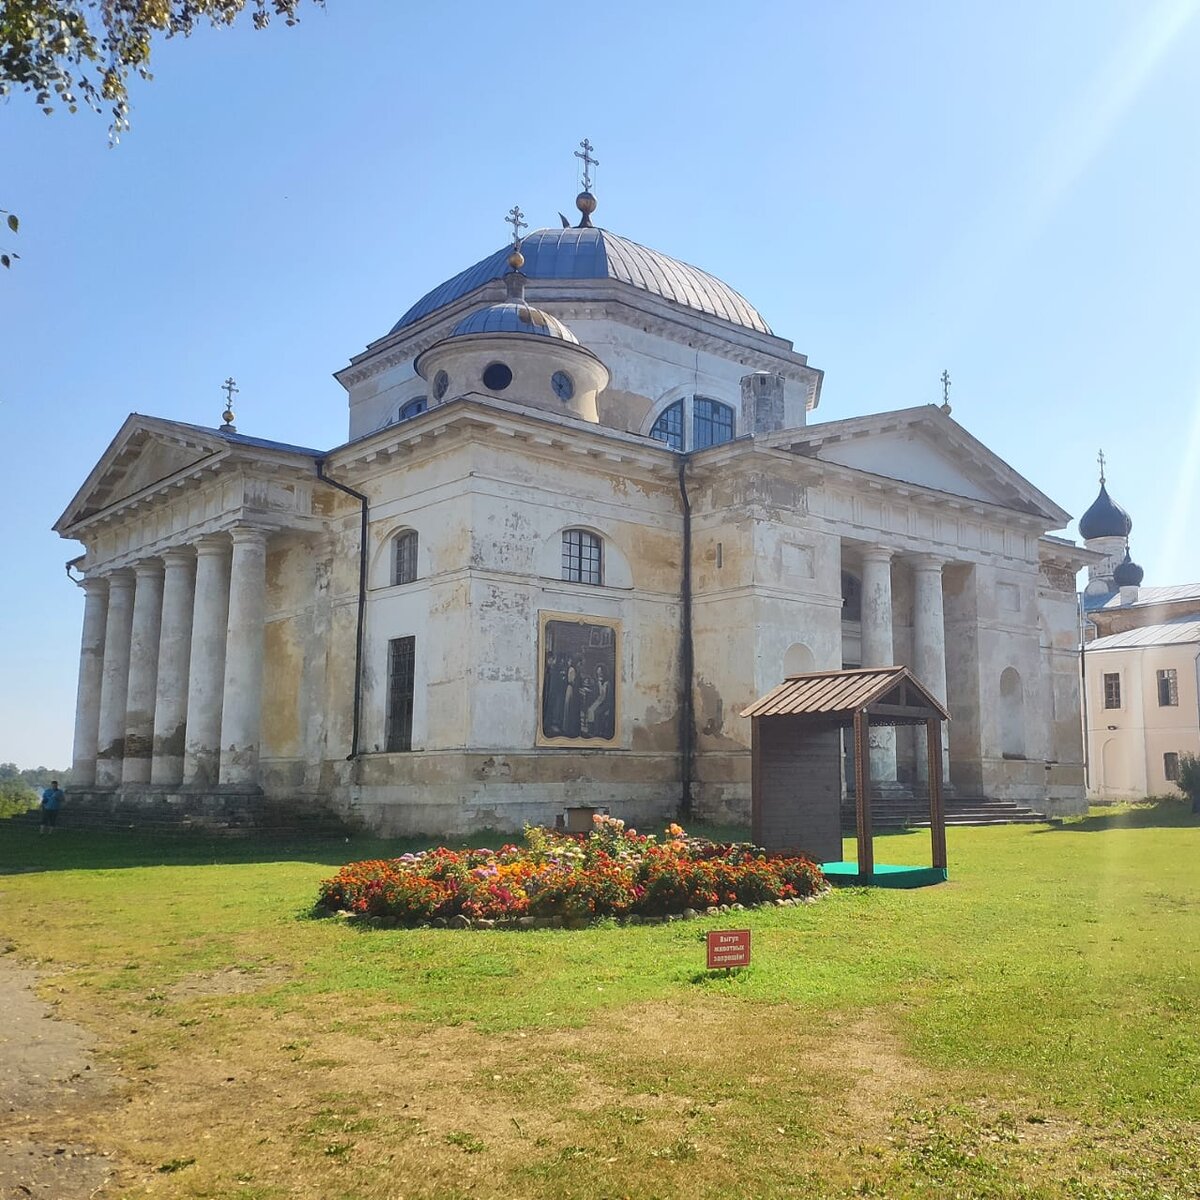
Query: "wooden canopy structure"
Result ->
[[742, 666, 950, 878]]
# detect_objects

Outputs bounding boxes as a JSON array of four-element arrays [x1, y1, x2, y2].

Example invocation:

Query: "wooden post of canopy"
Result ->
[[926, 717, 947, 870], [854, 707, 873, 877]]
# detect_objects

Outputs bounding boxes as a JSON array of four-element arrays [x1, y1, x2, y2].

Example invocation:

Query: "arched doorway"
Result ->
[[999, 668, 1025, 758], [783, 643, 815, 676]]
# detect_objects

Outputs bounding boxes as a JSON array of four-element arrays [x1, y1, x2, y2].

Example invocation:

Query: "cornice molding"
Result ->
[[336, 278, 818, 392]]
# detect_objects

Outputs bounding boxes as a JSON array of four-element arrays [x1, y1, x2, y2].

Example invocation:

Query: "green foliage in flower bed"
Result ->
[[316, 817, 825, 924]]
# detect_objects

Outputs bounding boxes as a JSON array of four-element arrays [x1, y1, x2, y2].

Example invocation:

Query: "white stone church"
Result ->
[[55, 159, 1095, 834]]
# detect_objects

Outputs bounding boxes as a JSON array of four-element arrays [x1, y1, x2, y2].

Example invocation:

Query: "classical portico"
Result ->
[[65, 524, 271, 794], [55, 415, 330, 805]]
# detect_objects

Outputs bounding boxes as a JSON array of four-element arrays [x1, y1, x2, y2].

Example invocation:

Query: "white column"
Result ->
[[122, 560, 165, 783], [151, 549, 196, 786], [94, 571, 136, 788], [913, 555, 950, 783], [70, 577, 109, 786], [219, 527, 269, 788], [183, 536, 231, 787], [860, 547, 897, 783]]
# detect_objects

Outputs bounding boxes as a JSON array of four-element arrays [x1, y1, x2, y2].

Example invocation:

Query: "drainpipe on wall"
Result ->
[[316, 460, 369, 761], [677, 454, 695, 819], [1078, 593, 1090, 793]]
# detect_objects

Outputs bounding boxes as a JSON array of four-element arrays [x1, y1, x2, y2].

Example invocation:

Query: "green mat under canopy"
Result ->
[[821, 861, 948, 889]]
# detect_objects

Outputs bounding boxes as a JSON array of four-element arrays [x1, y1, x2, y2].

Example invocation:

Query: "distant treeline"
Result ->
[[0, 764, 70, 817]]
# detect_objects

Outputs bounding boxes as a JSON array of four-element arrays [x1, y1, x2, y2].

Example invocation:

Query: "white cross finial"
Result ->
[[575, 138, 599, 191], [505, 204, 527, 247]]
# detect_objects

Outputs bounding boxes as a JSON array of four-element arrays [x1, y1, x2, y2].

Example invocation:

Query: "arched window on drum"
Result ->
[[648, 396, 735, 451]]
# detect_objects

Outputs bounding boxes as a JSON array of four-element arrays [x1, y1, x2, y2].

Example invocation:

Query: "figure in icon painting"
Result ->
[[540, 619, 617, 742]]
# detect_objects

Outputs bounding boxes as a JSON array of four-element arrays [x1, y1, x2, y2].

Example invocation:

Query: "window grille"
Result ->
[[693, 397, 735, 448], [1164, 752, 1180, 782], [1157, 668, 1179, 707], [386, 636, 415, 752], [1103, 672, 1121, 710], [393, 531, 418, 586], [562, 529, 603, 585], [650, 401, 684, 451]]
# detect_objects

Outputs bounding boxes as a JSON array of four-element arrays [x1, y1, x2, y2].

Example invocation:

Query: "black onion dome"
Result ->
[[1113, 548, 1144, 587], [1078, 482, 1132, 540]]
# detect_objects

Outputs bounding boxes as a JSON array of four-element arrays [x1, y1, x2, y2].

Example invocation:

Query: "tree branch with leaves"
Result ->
[[0, 0, 322, 266]]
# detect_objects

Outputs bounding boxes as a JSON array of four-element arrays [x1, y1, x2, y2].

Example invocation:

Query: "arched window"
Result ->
[[694, 398, 735, 449], [648, 396, 735, 451], [392, 530, 418, 586], [650, 401, 684, 451], [398, 396, 427, 422], [562, 529, 603, 585]]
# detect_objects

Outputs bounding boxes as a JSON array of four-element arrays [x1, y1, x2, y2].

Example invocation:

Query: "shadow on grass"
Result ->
[[0, 817, 500, 875], [1032, 795, 1199, 834], [0, 816, 754, 875]]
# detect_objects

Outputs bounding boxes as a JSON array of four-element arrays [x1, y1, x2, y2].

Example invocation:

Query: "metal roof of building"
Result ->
[[1088, 616, 1200, 651], [390, 227, 772, 336], [1084, 582, 1200, 612], [741, 666, 949, 721], [450, 301, 579, 343]]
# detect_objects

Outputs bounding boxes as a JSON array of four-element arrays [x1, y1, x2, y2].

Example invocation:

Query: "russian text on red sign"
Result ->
[[706, 929, 751, 969]]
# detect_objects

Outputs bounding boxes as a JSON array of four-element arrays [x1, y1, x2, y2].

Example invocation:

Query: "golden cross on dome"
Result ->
[[222, 377, 239, 407], [1097, 448, 1106, 484], [505, 204, 527, 247], [575, 138, 599, 192]]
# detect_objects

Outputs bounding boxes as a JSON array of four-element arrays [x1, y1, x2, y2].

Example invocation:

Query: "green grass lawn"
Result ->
[[1, 802, 1198, 1199]]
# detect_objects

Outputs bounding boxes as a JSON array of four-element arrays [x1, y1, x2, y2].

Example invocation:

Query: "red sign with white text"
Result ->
[[706, 929, 751, 969]]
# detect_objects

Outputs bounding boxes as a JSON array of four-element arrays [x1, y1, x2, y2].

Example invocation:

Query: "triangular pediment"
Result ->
[[772, 405, 1070, 525], [54, 415, 227, 532]]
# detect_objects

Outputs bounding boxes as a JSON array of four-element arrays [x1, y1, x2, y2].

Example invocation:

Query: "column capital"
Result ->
[[104, 568, 136, 590], [78, 575, 108, 596], [193, 534, 231, 558], [228, 524, 270, 548], [910, 554, 948, 572], [161, 546, 196, 569], [133, 558, 164, 580], [860, 546, 895, 565]]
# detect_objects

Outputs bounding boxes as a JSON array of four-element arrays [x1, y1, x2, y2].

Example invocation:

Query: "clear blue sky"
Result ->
[[3, 0, 1199, 768]]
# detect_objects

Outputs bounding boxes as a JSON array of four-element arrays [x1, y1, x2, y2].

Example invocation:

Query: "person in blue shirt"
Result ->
[[40, 780, 63, 834]]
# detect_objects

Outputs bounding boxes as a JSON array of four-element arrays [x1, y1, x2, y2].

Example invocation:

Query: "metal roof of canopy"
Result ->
[[741, 666, 949, 724]]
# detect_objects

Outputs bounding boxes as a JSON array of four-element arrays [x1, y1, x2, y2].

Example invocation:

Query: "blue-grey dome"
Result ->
[[1079, 482, 1132, 540], [1113, 547, 1144, 587], [450, 302, 579, 343], [392, 227, 772, 336]]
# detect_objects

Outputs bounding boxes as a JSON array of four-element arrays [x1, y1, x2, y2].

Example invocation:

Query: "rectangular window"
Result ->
[[1157, 668, 1179, 707], [1164, 752, 1180, 782], [1103, 672, 1121, 709], [386, 636, 416, 752]]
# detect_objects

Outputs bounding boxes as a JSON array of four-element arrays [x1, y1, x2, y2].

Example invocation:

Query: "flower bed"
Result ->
[[316, 818, 825, 927]]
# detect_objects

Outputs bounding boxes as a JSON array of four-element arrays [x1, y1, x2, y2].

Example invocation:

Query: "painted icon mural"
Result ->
[[538, 614, 618, 744]]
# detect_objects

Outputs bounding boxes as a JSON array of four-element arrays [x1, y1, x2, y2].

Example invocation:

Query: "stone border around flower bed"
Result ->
[[330, 893, 827, 931]]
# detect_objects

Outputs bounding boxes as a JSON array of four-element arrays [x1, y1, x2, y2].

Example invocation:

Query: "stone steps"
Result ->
[[22, 793, 358, 839], [841, 796, 1048, 830]]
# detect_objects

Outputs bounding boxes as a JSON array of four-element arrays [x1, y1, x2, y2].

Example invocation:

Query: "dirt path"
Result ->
[[0, 954, 117, 1199]]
